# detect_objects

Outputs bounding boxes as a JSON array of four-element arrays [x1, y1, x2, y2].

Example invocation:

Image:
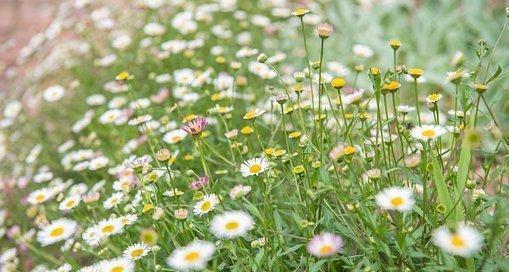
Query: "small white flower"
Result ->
[[43, 85, 65, 102], [375, 187, 414, 212], [353, 44, 374, 58], [123, 242, 151, 261], [59, 195, 81, 211], [240, 157, 270, 177], [99, 257, 134, 272], [37, 218, 78, 246], [193, 194, 219, 216], [210, 211, 254, 239], [432, 222, 483, 257], [167, 240, 215, 271], [411, 125, 447, 141]]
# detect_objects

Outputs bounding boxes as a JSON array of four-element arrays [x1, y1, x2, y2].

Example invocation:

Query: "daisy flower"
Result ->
[[426, 93, 443, 103], [43, 85, 65, 102], [229, 184, 252, 199], [375, 187, 415, 212], [181, 116, 207, 135], [37, 218, 78, 246], [97, 217, 124, 239], [167, 240, 215, 271], [411, 125, 447, 141], [163, 129, 188, 144], [240, 157, 270, 177], [27, 188, 55, 205], [193, 194, 219, 216], [103, 192, 125, 210], [243, 109, 266, 120], [99, 257, 135, 272], [210, 211, 254, 239], [307, 232, 343, 257], [432, 222, 483, 257], [123, 242, 151, 261], [59, 195, 81, 211]]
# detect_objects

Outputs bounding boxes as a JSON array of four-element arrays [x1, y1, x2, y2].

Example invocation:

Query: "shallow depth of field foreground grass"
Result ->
[[1, 0, 509, 271]]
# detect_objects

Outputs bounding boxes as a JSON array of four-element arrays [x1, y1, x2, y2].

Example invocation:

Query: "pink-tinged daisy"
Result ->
[[181, 116, 207, 135], [307, 232, 343, 257]]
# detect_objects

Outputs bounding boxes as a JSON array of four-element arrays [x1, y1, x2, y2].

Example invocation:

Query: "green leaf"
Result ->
[[486, 65, 502, 84], [430, 154, 455, 223]]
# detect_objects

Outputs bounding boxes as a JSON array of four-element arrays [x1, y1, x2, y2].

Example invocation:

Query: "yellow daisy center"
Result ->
[[244, 111, 256, 119], [421, 129, 436, 138], [184, 251, 200, 262], [249, 164, 262, 174], [131, 248, 144, 257], [111, 266, 124, 272], [66, 200, 75, 208], [172, 136, 182, 142], [102, 225, 115, 234], [319, 245, 333, 255], [390, 197, 404, 206], [50, 227, 64, 237], [451, 234, 465, 248], [36, 194, 45, 202], [225, 221, 240, 230], [200, 201, 212, 212]]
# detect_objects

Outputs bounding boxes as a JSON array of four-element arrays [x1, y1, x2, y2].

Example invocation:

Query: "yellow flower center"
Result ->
[[102, 225, 115, 234], [111, 266, 124, 272], [184, 251, 200, 262], [66, 200, 75, 208], [451, 234, 465, 248], [319, 245, 333, 255], [172, 136, 182, 142], [390, 197, 404, 206], [131, 248, 144, 257], [225, 221, 240, 230], [343, 146, 356, 155], [421, 129, 436, 138], [244, 111, 256, 119], [36, 194, 45, 202], [200, 201, 211, 212], [50, 227, 64, 237], [249, 164, 262, 174]]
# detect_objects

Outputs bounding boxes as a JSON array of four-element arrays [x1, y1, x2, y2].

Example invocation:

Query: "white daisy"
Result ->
[[163, 129, 188, 144], [167, 240, 215, 271], [193, 194, 219, 216], [411, 125, 447, 141], [240, 157, 270, 177], [210, 211, 254, 239], [103, 192, 125, 210], [432, 222, 483, 257], [59, 195, 81, 211], [375, 187, 415, 212], [99, 257, 134, 272], [43, 85, 65, 102], [97, 217, 124, 239], [36, 218, 78, 246], [123, 242, 151, 261]]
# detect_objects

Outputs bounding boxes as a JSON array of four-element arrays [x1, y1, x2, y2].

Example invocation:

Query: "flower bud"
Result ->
[[257, 53, 267, 63]]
